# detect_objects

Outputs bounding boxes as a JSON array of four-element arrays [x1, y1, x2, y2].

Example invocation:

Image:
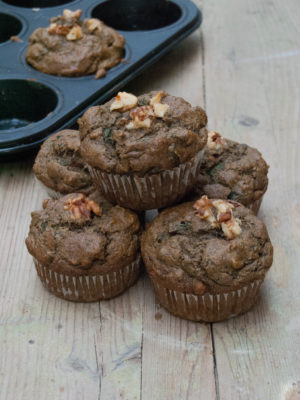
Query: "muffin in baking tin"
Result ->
[[26, 9, 125, 79]]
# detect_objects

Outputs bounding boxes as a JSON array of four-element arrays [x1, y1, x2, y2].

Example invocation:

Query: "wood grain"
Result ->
[[125, 12, 216, 399], [1, 0, 300, 398], [202, 0, 300, 398]]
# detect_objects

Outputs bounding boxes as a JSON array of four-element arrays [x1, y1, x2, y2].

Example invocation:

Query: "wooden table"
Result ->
[[1, 0, 300, 398]]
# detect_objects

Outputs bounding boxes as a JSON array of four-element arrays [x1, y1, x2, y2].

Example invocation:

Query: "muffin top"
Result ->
[[26, 9, 125, 78], [34, 130, 94, 195], [79, 91, 208, 175], [142, 197, 273, 294], [191, 132, 269, 206], [26, 193, 141, 275]]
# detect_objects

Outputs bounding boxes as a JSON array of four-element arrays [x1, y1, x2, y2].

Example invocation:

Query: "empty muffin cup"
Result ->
[[0, 13, 22, 44], [92, 0, 182, 31], [0, 79, 58, 139]]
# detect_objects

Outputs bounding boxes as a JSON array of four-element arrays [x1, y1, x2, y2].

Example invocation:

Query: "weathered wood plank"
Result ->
[[202, 0, 300, 398], [125, 12, 216, 398], [0, 164, 101, 400], [95, 278, 144, 400]]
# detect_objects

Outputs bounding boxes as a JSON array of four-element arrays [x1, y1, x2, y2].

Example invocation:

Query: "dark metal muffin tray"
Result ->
[[0, 0, 202, 156]]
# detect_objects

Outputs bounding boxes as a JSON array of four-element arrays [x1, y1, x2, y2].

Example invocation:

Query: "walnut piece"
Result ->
[[63, 194, 102, 220], [66, 25, 83, 41], [110, 92, 138, 112], [212, 199, 241, 239], [207, 131, 226, 150], [87, 18, 102, 33], [193, 195, 218, 227], [48, 23, 70, 36], [221, 217, 242, 240], [10, 35, 23, 42], [126, 106, 153, 130], [150, 92, 169, 118], [63, 9, 82, 20], [194, 196, 242, 239]]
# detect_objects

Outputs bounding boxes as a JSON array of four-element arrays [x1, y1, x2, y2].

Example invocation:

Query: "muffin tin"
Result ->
[[0, 0, 202, 156]]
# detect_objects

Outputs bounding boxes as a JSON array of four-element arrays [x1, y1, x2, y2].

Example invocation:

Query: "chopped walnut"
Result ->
[[66, 25, 83, 41], [110, 92, 138, 112], [63, 194, 102, 220], [87, 18, 102, 33], [63, 9, 82, 20], [194, 196, 242, 239], [221, 217, 242, 240], [126, 106, 153, 130], [153, 102, 169, 118], [212, 199, 241, 239], [95, 68, 106, 79], [48, 23, 70, 36], [212, 200, 234, 219], [10, 35, 23, 42], [150, 92, 165, 105], [193, 195, 218, 227], [207, 131, 226, 150], [150, 92, 169, 118]]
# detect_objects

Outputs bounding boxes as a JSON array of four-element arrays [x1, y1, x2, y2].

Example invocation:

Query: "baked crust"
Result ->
[[26, 193, 141, 275], [192, 137, 269, 206], [26, 11, 125, 78], [33, 130, 94, 195], [79, 91, 207, 175], [142, 201, 273, 294]]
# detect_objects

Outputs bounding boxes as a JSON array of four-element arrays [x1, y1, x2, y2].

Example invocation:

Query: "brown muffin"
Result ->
[[34, 129, 94, 198], [187, 131, 269, 214], [26, 9, 125, 78], [26, 193, 142, 301], [142, 196, 273, 322], [79, 90, 208, 210]]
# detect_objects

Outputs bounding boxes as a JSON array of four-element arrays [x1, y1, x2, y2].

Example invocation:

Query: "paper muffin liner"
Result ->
[[248, 196, 263, 215], [34, 255, 141, 302], [88, 149, 204, 210], [151, 278, 264, 322]]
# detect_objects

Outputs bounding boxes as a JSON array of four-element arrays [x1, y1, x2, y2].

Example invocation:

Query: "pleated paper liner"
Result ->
[[89, 150, 204, 211], [34, 255, 142, 302], [151, 278, 263, 322], [248, 196, 264, 215]]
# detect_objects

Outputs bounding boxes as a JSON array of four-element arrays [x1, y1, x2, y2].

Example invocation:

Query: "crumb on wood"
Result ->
[[155, 312, 162, 320]]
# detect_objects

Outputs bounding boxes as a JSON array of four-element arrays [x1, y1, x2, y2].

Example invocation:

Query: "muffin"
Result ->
[[25, 193, 142, 302], [79, 90, 208, 210], [26, 9, 125, 79], [142, 196, 273, 322], [34, 129, 94, 198], [187, 131, 269, 214]]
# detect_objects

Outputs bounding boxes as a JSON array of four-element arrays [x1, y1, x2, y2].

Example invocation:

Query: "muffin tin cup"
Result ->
[[248, 196, 264, 215], [33, 255, 142, 302], [89, 149, 205, 211], [151, 278, 264, 322], [0, 0, 202, 155]]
